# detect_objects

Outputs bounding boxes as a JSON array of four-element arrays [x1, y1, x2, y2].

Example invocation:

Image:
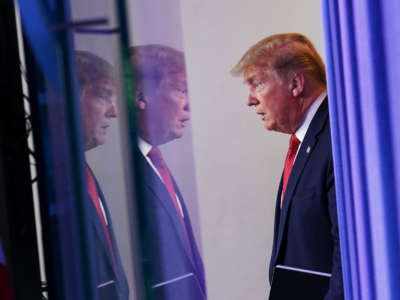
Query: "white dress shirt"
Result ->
[[294, 91, 327, 159]]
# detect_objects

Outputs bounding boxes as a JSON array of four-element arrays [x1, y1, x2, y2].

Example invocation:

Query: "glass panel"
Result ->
[[126, 0, 207, 299], [19, 0, 139, 299], [70, 1, 138, 299]]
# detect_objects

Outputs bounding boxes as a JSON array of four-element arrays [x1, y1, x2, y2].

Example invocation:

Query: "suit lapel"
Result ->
[[88, 195, 119, 280], [86, 165, 119, 279], [174, 180, 205, 289], [270, 176, 283, 281], [273, 100, 329, 266], [136, 149, 196, 268], [96, 183, 127, 281]]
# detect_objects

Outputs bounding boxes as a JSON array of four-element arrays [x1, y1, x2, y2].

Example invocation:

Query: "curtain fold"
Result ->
[[322, 1, 400, 299]]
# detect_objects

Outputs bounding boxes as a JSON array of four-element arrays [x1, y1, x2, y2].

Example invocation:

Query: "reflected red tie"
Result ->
[[281, 134, 301, 207], [147, 147, 192, 251], [86, 166, 118, 274], [0, 264, 14, 300]]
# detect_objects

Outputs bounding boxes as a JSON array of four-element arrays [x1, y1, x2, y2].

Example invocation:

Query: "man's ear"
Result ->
[[135, 89, 147, 110], [289, 72, 305, 98]]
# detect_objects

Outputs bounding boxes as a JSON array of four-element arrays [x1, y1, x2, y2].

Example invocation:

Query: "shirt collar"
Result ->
[[295, 91, 327, 142], [138, 136, 153, 157]]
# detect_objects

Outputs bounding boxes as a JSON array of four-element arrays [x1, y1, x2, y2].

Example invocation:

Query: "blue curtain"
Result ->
[[322, 0, 400, 299]]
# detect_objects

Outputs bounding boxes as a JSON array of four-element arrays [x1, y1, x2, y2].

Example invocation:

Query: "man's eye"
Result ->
[[95, 91, 112, 101], [95, 94, 108, 102], [174, 87, 188, 94], [253, 81, 263, 88]]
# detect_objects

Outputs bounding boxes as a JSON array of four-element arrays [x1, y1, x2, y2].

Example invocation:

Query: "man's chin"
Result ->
[[169, 129, 184, 142], [155, 128, 185, 145], [89, 137, 106, 149], [264, 121, 274, 131], [264, 121, 284, 133]]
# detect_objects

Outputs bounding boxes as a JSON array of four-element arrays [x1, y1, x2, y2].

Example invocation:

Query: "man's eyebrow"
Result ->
[[98, 86, 113, 97]]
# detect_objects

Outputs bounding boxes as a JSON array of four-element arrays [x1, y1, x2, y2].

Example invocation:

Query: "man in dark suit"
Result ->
[[231, 33, 344, 299], [76, 51, 129, 300], [130, 45, 206, 300]]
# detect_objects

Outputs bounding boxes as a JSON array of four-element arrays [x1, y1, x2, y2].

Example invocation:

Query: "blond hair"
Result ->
[[130, 44, 186, 91], [75, 50, 115, 90], [231, 33, 326, 85]]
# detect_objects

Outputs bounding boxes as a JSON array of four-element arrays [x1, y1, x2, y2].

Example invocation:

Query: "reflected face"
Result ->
[[145, 72, 190, 144], [80, 79, 118, 150], [244, 65, 296, 134]]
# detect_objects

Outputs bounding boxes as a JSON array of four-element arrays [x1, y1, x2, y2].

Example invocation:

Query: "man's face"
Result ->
[[80, 79, 118, 150], [243, 65, 297, 134], [145, 71, 190, 144]]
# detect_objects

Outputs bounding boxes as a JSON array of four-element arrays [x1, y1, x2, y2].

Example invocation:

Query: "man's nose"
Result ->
[[183, 97, 190, 112], [247, 91, 259, 107], [107, 100, 118, 118]]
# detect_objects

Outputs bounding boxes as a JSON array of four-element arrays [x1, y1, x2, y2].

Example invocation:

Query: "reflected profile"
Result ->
[[131, 45, 206, 300], [75, 51, 129, 300]]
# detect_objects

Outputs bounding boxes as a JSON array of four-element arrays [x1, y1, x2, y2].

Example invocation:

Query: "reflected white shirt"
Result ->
[[137, 137, 184, 217]]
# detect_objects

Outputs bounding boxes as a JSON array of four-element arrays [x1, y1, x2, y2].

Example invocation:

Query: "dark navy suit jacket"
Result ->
[[135, 148, 206, 300], [268, 100, 344, 300], [87, 165, 129, 300]]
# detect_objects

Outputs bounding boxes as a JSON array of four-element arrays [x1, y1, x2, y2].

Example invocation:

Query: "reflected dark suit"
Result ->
[[87, 166, 129, 300], [135, 148, 206, 300], [269, 100, 344, 299]]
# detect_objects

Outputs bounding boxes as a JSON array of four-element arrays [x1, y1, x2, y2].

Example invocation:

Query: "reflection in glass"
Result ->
[[75, 51, 129, 300], [131, 45, 206, 300]]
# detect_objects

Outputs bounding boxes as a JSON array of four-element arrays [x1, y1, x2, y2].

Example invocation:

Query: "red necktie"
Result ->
[[281, 134, 301, 206], [147, 147, 192, 252], [86, 166, 118, 274]]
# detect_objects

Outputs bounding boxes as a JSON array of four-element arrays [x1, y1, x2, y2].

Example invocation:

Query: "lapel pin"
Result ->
[[306, 146, 311, 154]]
